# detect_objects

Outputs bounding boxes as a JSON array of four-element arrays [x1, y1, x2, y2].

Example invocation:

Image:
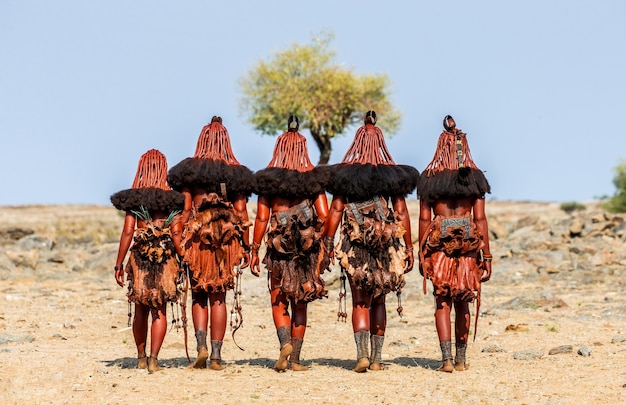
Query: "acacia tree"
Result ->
[[238, 34, 401, 164]]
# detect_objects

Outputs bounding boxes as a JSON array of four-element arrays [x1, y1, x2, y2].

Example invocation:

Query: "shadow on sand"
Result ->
[[103, 355, 440, 372]]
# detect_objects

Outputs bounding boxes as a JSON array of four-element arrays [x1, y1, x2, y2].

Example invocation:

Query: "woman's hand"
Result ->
[[250, 253, 260, 277], [404, 248, 414, 273], [115, 265, 125, 287]]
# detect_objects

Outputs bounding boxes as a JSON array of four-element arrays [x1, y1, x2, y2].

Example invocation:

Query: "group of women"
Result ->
[[111, 112, 492, 374]]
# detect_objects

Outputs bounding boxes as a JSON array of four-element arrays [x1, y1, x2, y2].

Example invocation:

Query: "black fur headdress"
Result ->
[[419, 116, 490, 203], [167, 158, 256, 198], [254, 166, 330, 199], [326, 163, 419, 201], [111, 149, 184, 212], [111, 187, 185, 212], [167, 117, 256, 198], [254, 115, 327, 198], [325, 111, 419, 201]]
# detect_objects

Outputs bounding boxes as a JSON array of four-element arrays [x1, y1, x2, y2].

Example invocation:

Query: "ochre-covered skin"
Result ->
[[111, 149, 185, 373], [418, 115, 492, 373], [322, 111, 418, 372], [168, 117, 254, 370], [250, 115, 330, 372]]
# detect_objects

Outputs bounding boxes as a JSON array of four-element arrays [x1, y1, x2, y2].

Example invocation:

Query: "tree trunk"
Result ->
[[310, 130, 332, 165]]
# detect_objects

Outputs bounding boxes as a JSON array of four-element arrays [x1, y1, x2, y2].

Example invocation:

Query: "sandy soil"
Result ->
[[0, 202, 625, 404]]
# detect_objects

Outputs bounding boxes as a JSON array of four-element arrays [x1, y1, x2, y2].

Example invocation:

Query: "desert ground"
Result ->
[[0, 200, 625, 404]]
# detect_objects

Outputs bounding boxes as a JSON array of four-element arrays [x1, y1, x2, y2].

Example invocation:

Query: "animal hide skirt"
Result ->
[[419, 215, 485, 302], [335, 212, 407, 298], [127, 227, 180, 308], [183, 205, 250, 293], [263, 201, 328, 303]]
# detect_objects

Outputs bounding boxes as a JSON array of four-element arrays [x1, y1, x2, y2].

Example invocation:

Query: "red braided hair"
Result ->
[[266, 115, 315, 172], [423, 116, 480, 176], [131, 149, 170, 190], [193, 116, 241, 164], [341, 111, 395, 165]]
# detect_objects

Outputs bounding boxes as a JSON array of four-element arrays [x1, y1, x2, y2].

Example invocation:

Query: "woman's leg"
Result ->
[[369, 294, 387, 370], [271, 287, 293, 372], [148, 305, 167, 356], [453, 300, 471, 371], [350, 280, 371, 332], [435, 295, 454, 372], [208, 291, 227, 370], [349, 279, 371, 372], [208, 291, 227, 341], [132, 303, 149, 369], [191, 290, 209, 368], [369, 294, 386, 336], [147, 304, 167, 373], [289, 301, 308, 371], [290, 301, 307, 339]]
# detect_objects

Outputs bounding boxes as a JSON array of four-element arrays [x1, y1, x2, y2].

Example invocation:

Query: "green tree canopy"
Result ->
[[238, 33, 401, 164]]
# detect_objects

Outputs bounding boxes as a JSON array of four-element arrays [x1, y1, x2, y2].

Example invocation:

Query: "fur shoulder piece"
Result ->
[[254, 167, 330, 198], [167, 158, 256, 197], [325, 163, 419, 201], [418, 168, 491, 203], [110, 187, 185, 212]]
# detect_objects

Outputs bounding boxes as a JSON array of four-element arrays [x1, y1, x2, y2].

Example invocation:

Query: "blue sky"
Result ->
[[1, 0, 625, 205]]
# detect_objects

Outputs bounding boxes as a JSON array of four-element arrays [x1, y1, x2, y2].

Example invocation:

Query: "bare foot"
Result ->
[[274, 343, 293, 372], [454, 362, 469, 371], [192, 348, 208, 369], [147, 357, 162, 374], [209, 359, 226, 371], [137, 355, 147, 370], [437, 359, 454, 373], [369, 362, 384, 371], [290, 362, 309, 371], [354, 357, 370, 373]]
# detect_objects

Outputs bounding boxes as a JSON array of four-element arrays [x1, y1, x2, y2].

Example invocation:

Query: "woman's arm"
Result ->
[[392, 195, 414, 272], [472, 197, 492, 282], [250, 195, 271, 276], [233, 193, 251, 268], [322, 195, 346, 264], [180, 188, 193, 225], [114, 212, 136, 287], [313, 192, 330, 224]]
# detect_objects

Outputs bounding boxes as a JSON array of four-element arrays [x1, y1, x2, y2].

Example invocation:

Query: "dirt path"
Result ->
[[1, 203, 625, 404]]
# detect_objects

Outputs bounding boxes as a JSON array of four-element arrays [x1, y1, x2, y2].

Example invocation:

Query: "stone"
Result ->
[[569, 219, 584, 237], [513, 349, 543, 360], [482, 345, 505, 353], [548, 345, 573, 355], [611, 335, 626, 344]]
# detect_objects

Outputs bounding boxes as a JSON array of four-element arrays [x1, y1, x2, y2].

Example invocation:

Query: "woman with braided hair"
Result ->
[[250, 115, 330, 372], [168, 116, 255, 370], [418, 115, 492, 372], [111, 149, 185, 373], [323, 111, 419, 372]]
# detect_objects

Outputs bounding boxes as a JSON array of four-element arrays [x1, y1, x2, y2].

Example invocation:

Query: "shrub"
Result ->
[[560, 201, 586, 214], [603, 162, 626, 213]]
